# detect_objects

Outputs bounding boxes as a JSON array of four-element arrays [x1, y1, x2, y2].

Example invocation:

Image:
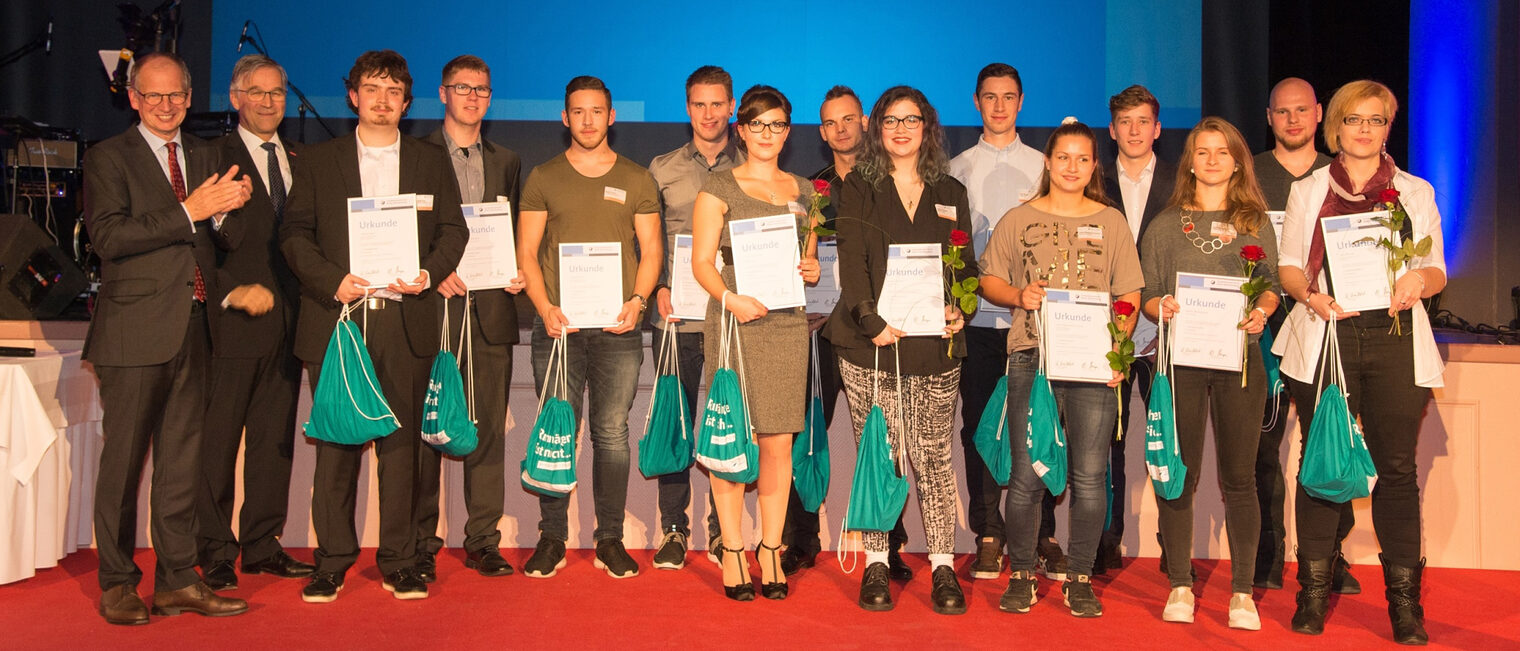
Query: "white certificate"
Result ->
[[729, 214, 805, 309], [347, 194, 420, 289], [1267, 210, 1286, 249], [456, 202, 517, 290], [1171, 272, 1247, 371], [1320, 210, 1392, 312], [1040, 289, 1112, 383], [669, 234, 706, 320], [558, 242, 623, 329], [878, 243, 946, 336], [805, 240, 841, 315]]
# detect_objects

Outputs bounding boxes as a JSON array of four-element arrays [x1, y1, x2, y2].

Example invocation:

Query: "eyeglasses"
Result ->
[[879, 115, 923, 130], [745, 119, 790, 134], [236, 88, 287, 103], [134, 89, 189, 106], [1342, 114, 1388, 127], [445, 83, 492, 98]]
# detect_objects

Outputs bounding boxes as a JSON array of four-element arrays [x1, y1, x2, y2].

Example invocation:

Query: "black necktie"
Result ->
[[262, 141, 286, 219]]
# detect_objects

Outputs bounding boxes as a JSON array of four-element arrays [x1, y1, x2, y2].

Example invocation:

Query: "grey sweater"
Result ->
[[1139, 207, 1280, 342]]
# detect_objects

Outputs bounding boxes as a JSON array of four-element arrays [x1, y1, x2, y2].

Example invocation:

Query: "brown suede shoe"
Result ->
[[151, 581, 249, 617], [99, 584, 149, 626]]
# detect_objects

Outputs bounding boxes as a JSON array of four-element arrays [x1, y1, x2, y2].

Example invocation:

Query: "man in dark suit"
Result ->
[[195, 54, 316, 592], [83, 52, 252, 624], [279, 50, 469, 603], [1097, 84, 1176, 573], [413, 54, 524, 581]]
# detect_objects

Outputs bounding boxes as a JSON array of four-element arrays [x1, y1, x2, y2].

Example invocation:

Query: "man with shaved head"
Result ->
[[1251, 78, 1358, 595]]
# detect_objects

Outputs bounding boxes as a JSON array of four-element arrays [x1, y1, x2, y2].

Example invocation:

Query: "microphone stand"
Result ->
[[239, 22, 334, 143]]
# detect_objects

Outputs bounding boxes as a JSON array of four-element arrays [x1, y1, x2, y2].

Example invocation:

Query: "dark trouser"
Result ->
[[1157, 346, 1265, 594], [416, 296, 512, 555], [958, 326, 1010, 541], [1287, 314, 1426, 566], [1004, 349, 1114, 576], [197, 335, 303, 566], [308, 305, 427, 577], [1106, 355, 1154, 546], [94, 305, 210, 592], [530, 320, 643, 543], [652, 326, 719, 541], [784, 337, 906, 554]]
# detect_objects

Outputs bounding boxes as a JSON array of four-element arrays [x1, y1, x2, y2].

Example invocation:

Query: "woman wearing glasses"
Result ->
[[1276, 80, 1445, 644], [1139, 117, 1279, 630], [824, 85, 974, 615], [690, 85, 820, 601], [978, 119, 1142, 618]]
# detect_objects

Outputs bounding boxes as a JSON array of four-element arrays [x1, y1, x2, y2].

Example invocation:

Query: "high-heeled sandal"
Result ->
[[715, 543, 755, 602], [757, 541, 789, 600]]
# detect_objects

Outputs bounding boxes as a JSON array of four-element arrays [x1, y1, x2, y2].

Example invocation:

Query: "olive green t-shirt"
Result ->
[[978, 202, 1144, 353], [521, 153, 660, 306]]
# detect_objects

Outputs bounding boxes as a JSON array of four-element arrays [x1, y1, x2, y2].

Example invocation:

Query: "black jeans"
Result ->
[[1157, 346, 1265, 593], [958, 326, 1010, 540], [652, 326, 719, 541], [1107, 355, 1155, 546], [1287, 313, 1428, 566]]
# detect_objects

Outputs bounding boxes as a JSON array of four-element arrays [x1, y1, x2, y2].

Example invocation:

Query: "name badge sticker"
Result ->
[[1210, 221, 1238, 242], [604, 186, 627, 204], [1076, 225, 1104, 242], [416, 194, 435, 211], [1017, 189, 1036, 203], [496, 195, 510, 203], [935, 204, 957, 221], [788, 201, 805, 217]]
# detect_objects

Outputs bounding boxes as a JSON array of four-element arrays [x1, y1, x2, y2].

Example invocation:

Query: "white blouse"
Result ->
[[1272, 165, 1446, 388]]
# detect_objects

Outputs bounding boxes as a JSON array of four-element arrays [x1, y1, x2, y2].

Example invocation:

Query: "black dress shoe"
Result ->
[[466, 548, 515, 577], [201, 560, 238, 591], [99, 584, 149, 626], [152, 582, 248, 617], [416, 552, 437, 584], [242, 550, 316, 579], [780, 547, 817, 576], [931, 566, 967, 615], [888, 548, 913, 582], [1332, 551, 1362, 595], [858, 562, 893, 611]]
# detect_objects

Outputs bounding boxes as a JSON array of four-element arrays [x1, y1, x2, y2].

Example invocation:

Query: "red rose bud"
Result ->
[[1113, 300, 1136, 317], [1379, 188, 1400, 203], [949, 229, 971, 247], [1240, 245, 1266, 262], [813, 179, 831, 197]]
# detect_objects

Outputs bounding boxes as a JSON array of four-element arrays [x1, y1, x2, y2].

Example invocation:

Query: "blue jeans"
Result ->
[[1004, 349, 1116, 577], [530, 319, 643, 543]]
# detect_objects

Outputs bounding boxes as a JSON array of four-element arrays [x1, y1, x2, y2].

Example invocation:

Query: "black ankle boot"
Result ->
[[1381, 554, 1428, 645], [1291, 555, 1334, 635]]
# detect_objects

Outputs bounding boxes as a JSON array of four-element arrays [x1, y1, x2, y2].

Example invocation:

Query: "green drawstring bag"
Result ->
[[1259, 323, 1285, 397], [695, 308, 758, 484], [791, 331, 831, 513], [972, 373, 1012, 486], [1299, 324, 1378, 503], [306, 302, 400, 444], [1146, 314, 1187, 500], [422, 297, 478, 456], [843, 346, 910, 532], [521, 336, 578, 497], [1027, 308, 1068, 496], [638, 320, 694, 477]]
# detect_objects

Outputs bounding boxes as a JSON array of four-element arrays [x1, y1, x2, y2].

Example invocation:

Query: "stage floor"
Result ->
[[2, 549, 1516, 648]]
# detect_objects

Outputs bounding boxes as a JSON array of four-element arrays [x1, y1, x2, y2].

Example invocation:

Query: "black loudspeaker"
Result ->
[[0, 214, 89, 319]]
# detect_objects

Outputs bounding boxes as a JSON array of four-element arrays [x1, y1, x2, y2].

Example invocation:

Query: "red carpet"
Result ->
[[2, 549, 1516, 649]]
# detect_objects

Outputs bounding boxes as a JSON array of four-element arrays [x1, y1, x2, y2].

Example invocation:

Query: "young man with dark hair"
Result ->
[[517, 75, 663, 579], [412, 54, 526, 581], [949, 63, 1049, 583], [646, 65, 738, 570], [280, 49, 469, 603]]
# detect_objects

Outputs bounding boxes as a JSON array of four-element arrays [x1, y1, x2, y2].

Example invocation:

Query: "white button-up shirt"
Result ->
[[949, 133, 1045, 328], [238, 125, 293, 196], [1115, 153, 1156, 241]]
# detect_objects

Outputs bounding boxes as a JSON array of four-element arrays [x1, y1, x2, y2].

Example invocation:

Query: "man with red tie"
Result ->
[[83, 51, 253, 624]]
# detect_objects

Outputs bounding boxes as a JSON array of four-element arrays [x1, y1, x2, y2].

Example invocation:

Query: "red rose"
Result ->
[[1113, 300, 1136, 318], [813, 179, 831, 197], [1379, 188, 1400, 204], [1240, 245, 1266, 262], [949, 229, 971, 247]]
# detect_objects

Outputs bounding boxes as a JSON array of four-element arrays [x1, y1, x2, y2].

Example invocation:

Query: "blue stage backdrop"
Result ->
[[209, 0, 1201, 128]]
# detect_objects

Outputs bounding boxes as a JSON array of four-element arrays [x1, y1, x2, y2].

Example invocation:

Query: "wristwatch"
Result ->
[[631, 294, 648, 311]]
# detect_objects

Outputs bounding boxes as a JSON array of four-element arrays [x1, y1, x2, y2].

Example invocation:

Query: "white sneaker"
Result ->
[[1229, 592, 1261, 630], [1162, 586, 1195, 623]]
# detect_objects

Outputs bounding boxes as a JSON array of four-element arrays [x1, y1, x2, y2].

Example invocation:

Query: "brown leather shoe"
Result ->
[[151, 581, 249, 617], [99, 584, 149, 626]]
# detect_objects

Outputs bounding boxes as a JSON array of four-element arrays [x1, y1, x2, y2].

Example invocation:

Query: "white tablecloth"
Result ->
[[0, 345, 101, 584]]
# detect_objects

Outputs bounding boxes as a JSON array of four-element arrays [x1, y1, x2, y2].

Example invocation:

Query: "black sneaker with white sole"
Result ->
[[593, 539, 639, 579], [300, 571, 344, 604], [652, 531, 688, 570], [524, 538, 568, 579], [382, 567, 428, 600], [1037, 536, 1069, 581], [999, 570, 1039, 613], [1062, 575, 1102, 617]]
